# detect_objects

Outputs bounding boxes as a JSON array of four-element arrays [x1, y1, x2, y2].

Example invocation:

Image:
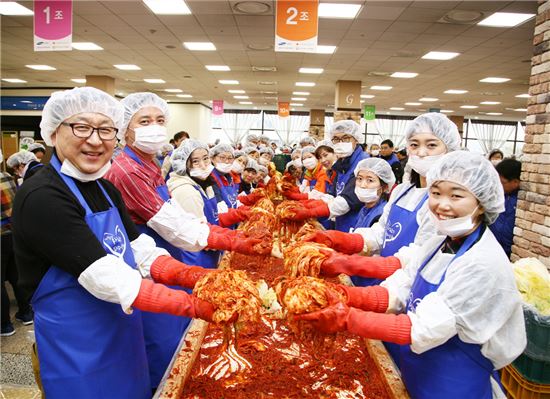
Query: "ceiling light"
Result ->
[[290, 103, 303, 106], [72, 42, 103, 51], [514, 108, 527, 112], [486, 112, 503, 115], [478, 12, 535, 27], [252, 66, 277, 72], [233, 1, 271, 14], [480, 77, 510, 83], [184, 42, 216, 51], [206, 65, 230, 71], [422, 51, 460, 60], [71, 79, 86, 84], [2, 78, 27, 83], [315, 45, 336, 54], [419, 97, 438, 102], [293, 91, 310, 95], [390, 107, 405, 111], [480, 101, 501, 105], [371, 86, 392, 91], [296, 82, 315, 87], [445, 89, 468, 94], [460, 105, 478, 109], [299, 67, 324, 74], [143, 0, 191, 15], [234, 95, 249, 99], [515, 93, 530, 98], [360, 100, 365, 103], [405, 102, 421, 106], [361, 94, 375, 99], [0, 2, 33, 15], [441, 110, 454, 113], [114, 64, 141, 70], [165, 89, 182, 93], [25, 65, 55, 70], [239, 101, 253, 105], [20, 100, 32, 103], [391, 72, 418, 78], [144, 78, 165, 83], [318, 3, 361, 19], [228, 90, 245, 94], [219, 80, 239, 85], [176, 94, 193, 98], [291, 97, 306, 101]]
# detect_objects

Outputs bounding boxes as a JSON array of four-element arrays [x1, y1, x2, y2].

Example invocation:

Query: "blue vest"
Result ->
[[211, 168, 238, 210]]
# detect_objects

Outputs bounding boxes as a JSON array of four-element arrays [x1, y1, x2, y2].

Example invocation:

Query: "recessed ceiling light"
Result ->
[[144, 78, 166, 84], [480, 77, 510, 83], [299, 67, 324, 74], [291, 97, 307, 101], [165, 89, 182, 93], [206, 65, 230, 71], [114, 64, 141, 70], [480, 101, 501, 105], [239, 101, 253, 105], [478, 12, 535, 28], [219, 80, 239, 85], [486, 112, 503, 116], [390, 107, 405, 111], [514, 108, 527, 112], [296, 82, 315, 87], [391, 72, 418, 79], [72, 42, 103, 51], [315, 45, 336, 54], [371, 86, 392, 91], [440, 110, 454, 113], [460, 105, 478, 109], [2, 78, 27, 83], [318, 3, 361, 19], [176, 94, 193, 98], [422, 51, 460, 60], [361, 94, 375, 99], [445, 89, 468, 94], [252, 66, 277, 72], [290, 103, 303, 106], [228, 90, 245, 94], [360, 100, 365, 103], [419, 97, 438, 101], [26, 65, 56, 70], [20, 100, 32, 103], [143, 0, 191, 15], [405, 102, 421, 106], [0, 2, 33, 15], [293, 91, 310, 95], [71, 79, 86, 84], [515, 93, 530, 98], [184, 42, 216, 51], [233, 1, 271, 14], [234, 95, 249, 99]]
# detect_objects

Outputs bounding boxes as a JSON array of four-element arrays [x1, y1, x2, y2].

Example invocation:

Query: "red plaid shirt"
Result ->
[[1, 172, 17, 234]]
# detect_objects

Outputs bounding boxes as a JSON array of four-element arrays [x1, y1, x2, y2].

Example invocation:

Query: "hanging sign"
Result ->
[[275, 0, 318, 53], [428, 108, 440, 113], [364, 105, 376, 121], [212, 99, 224, 116], [34, 0, 73, 51], [278, 102, 290, 117]]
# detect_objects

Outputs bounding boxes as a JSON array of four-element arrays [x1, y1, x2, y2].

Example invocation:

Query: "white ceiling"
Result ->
[[0, 0, 538, 120]]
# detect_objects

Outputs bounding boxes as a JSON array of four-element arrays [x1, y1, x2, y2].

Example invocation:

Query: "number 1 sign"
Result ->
[[34, 0, 72, 52], [275, 0, 318, 53]]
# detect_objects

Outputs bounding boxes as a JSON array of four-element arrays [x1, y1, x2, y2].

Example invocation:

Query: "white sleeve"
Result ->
[[147, 200, 210, 252], [328, 196, 350, 218], [78, 254, 142, 314], [130, 234, 170, 279]]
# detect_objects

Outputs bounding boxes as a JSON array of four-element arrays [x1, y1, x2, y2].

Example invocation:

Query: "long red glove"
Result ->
[[285, 201, 330, 221], [283, 190, 308, 201], [238, 191, 265, 206], [132, 279, 214, 322], [150, 255, 210, 289], [218, 206, 251, 228], [304, 230, 364, 255], [296, 295, 411, 344], [207, 225, 271, 255], [321, 253, 401, 279], [338, 285, 389, 313]]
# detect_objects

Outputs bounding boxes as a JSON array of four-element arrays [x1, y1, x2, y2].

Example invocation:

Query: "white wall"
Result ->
[[166, 103, 212, 143]]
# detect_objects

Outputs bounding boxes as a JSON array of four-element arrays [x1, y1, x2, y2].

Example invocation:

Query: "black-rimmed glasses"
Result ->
[[62, 123, 118, 141]]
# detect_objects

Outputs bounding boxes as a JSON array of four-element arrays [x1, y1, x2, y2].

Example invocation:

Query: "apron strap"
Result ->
[[123, 146, 144, 166], [50, 155, 94, 216]]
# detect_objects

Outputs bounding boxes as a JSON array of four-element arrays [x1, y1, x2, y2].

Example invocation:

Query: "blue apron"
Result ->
[[320, 171, 336, 230], [399, 226, 499, 399], [123, 146, 190, 388], [211, 168, 238, 209], [32, 155, 150, 399], [350, 199, 387, 287], [179, 185, 221, 269]]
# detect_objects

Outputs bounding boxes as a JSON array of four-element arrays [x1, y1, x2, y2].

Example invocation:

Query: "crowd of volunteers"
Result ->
[[0, 86, 526, 399]]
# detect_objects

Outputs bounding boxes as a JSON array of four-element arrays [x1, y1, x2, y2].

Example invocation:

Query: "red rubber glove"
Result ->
[[150, 255, 211, 289], [132, 279, 215, 322], [285, 201, 330, 221], [337, 285, 389, 313], [218, 206, 251, 228], [304, 230, 364, 255], [207, 225, 271, 255], [238, 191, 265, 206], [321, 253, 401, 279], [283, 190, 309, 201]]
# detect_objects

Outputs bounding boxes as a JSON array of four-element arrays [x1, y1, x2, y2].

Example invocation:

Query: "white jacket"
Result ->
[[166, 173, 216, 221]]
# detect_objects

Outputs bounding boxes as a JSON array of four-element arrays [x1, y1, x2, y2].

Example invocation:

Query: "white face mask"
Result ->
[[334, 142, 353, 157], [190, 164, 214, 180], [355, 187, 380, 203], [132, 124, 167, 154], [371, 150, 380, 156], [60, 159, 111, 183], [231, 160, 244, 174], [259, 157, 270, 166], [428, 207, 478, 238], [302, 157, 318, 170], [215, 162, 233, 174], [408, 154, 444, 176], [491, 159, 501, 166]]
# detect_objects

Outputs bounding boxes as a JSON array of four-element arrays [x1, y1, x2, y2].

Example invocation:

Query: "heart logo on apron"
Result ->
[[384, 222, 402, 242], [103, 225, 127, 258]]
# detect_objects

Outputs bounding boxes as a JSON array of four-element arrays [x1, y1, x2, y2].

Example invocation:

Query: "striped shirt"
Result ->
[[1, 172, 17, 234]]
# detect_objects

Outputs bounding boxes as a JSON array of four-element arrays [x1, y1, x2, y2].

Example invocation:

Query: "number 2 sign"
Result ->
[[275, 0, 318, 53], [34, 0, 73, 52]]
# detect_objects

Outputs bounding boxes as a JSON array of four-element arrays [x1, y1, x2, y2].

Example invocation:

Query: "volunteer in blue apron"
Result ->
[[12, 87, 216, 399], [6, 151, 39, 186], [297, 151, 526, 399], [209, 143, 239, 214]]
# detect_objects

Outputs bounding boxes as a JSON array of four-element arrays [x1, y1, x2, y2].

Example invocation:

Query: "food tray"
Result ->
[[501, 364, 550, 399], [513, 353, 550, 385]]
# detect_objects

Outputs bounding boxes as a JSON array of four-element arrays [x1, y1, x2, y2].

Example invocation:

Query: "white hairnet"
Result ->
[[316, 139, 334, 150], [244, 146, 259, 155], [329, 120, 362, 142], [259, 147, 274, 157], [258, 165, 268, 174], [300, 136, 316, 146], [234, 150, 246, 159], [245, 159, 259, 172], [405, 113, 461, 152], [259, 136, 270, 144], [301, 145, 316, 158], [6, 151, 38, 168], [28, 143, 46, 152], [119, 92, 170, 139], [426, 151, 505, 224], [40, 87, 124, 146], [210, 143, 234, 158], [354, 158, 396, 189], [171, 139, 208, 175], [291, 148, 302, 159], [245, 134, 259, 144], [269, 140, 278, 147]]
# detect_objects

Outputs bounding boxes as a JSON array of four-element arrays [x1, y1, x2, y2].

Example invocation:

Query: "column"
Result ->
[[85, 75, 115, 95]]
